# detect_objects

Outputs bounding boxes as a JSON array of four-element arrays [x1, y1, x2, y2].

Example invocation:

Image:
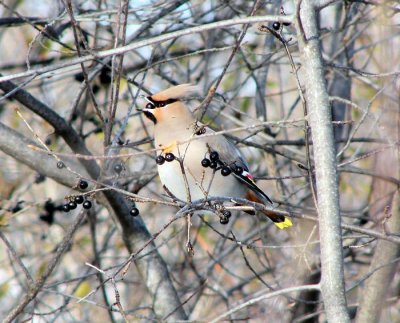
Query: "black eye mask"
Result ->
[[143, 97, 179, 124], [146, 97, 178, 108]]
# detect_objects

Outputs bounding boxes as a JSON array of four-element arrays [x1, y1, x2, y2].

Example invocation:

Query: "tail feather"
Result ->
[[262, 209, 293, 229], [245, 191, 293, 229]]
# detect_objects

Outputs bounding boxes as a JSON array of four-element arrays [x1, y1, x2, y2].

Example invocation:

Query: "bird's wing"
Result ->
[[204, 127, 249, 169], [204, 126, 273, 204]]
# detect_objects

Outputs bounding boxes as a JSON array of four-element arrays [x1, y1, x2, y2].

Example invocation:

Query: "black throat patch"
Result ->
[[143, 110, 157, 124]]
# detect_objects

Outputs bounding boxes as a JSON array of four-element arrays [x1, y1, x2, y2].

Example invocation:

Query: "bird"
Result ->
[[141, 84, 292, 229]]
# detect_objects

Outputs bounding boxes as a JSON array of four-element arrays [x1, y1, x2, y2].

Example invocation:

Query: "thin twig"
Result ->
[[4, 210, 87, 323]]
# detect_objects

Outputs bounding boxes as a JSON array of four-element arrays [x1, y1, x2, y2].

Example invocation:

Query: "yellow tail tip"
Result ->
[[274, 217, 293, 229]]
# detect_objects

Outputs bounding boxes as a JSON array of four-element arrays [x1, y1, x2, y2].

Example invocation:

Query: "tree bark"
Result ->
[[295, 0, 350, 321]]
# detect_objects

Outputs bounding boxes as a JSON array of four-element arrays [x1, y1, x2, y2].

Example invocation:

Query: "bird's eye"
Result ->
[[146, 103, 155, 109], [159, 102, 166, 107]]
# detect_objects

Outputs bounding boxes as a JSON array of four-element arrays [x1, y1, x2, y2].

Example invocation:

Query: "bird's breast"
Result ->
[[157, 137, 245, 203]]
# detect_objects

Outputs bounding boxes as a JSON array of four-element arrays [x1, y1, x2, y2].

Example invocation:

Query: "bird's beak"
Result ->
[[143, 96, 153, 104], [138, 96, 155, 112], [137, 95, 150, 112]]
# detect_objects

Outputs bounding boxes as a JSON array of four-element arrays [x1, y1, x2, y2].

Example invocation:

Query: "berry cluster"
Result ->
[[201, 151, 239, 225], [62, 180, 92, 212], [156, 152, 175, 165], [62, 195, 92, 212], [219, 209, 231, 225], [201, 151, 244, 178]]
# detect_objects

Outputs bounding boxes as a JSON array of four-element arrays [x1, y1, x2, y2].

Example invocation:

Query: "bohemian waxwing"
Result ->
[[141, 84, 292, 229]]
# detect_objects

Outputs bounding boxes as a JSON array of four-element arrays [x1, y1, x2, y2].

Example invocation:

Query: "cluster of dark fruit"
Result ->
[[201, 151, 244, 178], [58, 178, 140, 217], [155, 152, 175, 165], [62, 180, 92, 212], [219, 209, 232, 225], [155, 150, 236, 225], [39, 196, 93, 226]]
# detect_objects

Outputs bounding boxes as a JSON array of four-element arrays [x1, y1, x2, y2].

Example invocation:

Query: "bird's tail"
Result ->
[[245, 191, 293, 229]]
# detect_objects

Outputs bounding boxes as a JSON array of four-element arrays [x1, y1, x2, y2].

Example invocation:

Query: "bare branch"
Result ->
[[3, 210, 87, 323], [209, 284, 321, 323], [0, 15, 293, 84]]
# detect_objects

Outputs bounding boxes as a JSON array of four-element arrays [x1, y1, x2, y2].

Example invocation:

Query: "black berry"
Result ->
[[130, 207, 140, 216], [156, 155, 165, 165], [74, 72, 84, 82], [210, 151, 219, 161], [34, 173, 46, 184], [68, 201, 77, 210], [92, 84, 100, 94], [55, 204, 64, 211], [210, 161, 218, 169], [44, 200, 55, 213], [165, 153, 175, 162], [201, 158, 211, 168], [223, 210, 232, 218], [233, 166, 244, 175], [79, 179, 89, 190], [272, 22, 280, 30], [10, 201, 24, 213], [114, 164, 123, 174], [220, 216, 229, 225], [83, 200, 92, 209], [62, 204, 70, 212], [99, 66, 112, 84], [57, 161, 65, 169], [39, 213, 54, 225], [221, 166, 231, 176], [74, 195, 84, 204]]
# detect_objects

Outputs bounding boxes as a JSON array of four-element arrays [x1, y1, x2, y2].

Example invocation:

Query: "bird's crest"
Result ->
[[151, 84, 198, 102]]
